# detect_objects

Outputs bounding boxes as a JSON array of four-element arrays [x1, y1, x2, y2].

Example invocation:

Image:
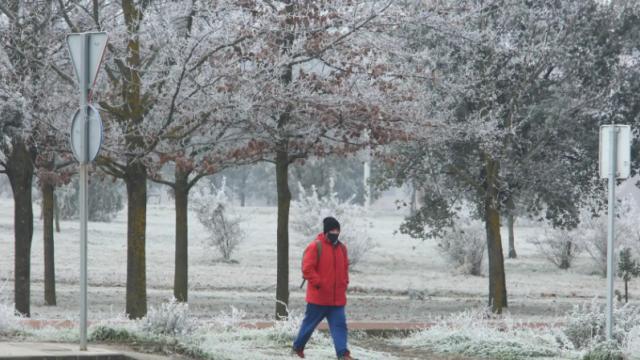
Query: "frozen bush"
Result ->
[[530, 228, 581, 269], [0, 281, 21, 334], [563, 300, 640, 349], [266, 302, 307, 346], [623, 325, 640, 356], [0, 303, 20, 334], [193, 179, 244, 262], [140, 298, 197, 337], [581, 199, 639, 277], [210, 306, 246, 331], [291, 179, 376, 268], [91, 326, 139, 343], [582, 216, 635, 277], [582, 341, 624, 360], [398, 309, 560, 359], [438, 221, 485, 276]]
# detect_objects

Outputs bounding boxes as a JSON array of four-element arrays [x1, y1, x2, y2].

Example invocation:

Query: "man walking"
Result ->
[[292, 217, 354, 359]]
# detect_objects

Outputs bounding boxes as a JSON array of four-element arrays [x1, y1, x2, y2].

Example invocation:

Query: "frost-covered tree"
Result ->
[[239, 0, 415, 319], [140, 2, 254, 303], [379, 0, 638, 314], [36, 151, 74, 306], [0, 0, 73, 316], [57, 0, 253, 317]]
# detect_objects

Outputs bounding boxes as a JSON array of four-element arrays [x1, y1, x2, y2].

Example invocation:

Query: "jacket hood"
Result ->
[[316, 232, 330, 244]]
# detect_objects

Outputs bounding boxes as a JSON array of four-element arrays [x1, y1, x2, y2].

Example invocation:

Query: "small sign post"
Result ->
[[66, 31, 108, 351], [599, 124, 631, 340]]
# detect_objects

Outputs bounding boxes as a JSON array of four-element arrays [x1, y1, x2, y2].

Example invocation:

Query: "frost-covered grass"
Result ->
[[0, 281, 22, 335], [396, 309, 565, 359], [0, 195, 629, 323], [562, 300, 640, 349], [0, 300, 399, 359], [0, 302, 21, 335], [393, 303, 640, 360]]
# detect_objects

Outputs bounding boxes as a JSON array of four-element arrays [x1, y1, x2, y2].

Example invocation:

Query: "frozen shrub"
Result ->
[[563, 301, 605, 350], [398, 309, 560, 358], [623, 325, 640, 356], [193, 179, 244, 262], [344, 228, 376, 268], [140, 298, 197, 337], [563, 300, 640, 349], [438, 221, 485, 276], [266, 302, 307, 346], [530, 228, 581, 269], [0, 281, 21, 334], [291, 179, 376, 268], [91, 326, 139, 342], [581, 200, 638, 277], [211, 306, 246, 331], [0, 303, 20, 334], [582, 341, 624, 360]]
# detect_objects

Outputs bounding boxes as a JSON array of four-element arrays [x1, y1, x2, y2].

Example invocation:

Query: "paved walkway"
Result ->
[[0, 341, 188, 360], [0, 341, 124, 359]]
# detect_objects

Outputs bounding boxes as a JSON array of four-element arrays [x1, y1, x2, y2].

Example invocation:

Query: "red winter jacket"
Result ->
[[302, 233, 349, 306]]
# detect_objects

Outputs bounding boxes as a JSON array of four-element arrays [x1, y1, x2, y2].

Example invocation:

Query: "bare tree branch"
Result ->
[[0, 3, 16, 20]]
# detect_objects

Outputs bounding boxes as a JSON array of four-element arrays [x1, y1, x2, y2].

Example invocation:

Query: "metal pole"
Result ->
[[606, 123, 617, 340], [79, 33, 89, 351]]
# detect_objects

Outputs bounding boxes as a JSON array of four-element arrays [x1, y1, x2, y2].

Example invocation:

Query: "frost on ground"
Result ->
[[1, 195, 634, 323], [393, 303, 640, 360], [395, 309, 564, 359], [0, 298, 400, 360], [0, 281, 21, 335]]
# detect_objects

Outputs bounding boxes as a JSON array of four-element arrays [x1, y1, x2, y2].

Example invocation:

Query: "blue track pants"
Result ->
[[293, 303, 349, 357]]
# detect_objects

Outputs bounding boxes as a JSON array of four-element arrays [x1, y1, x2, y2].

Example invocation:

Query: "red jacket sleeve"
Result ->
[[302, 242, 321, 287]]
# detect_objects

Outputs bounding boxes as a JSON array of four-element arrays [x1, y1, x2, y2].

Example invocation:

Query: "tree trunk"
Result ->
[[560, 241, 572, 270], [125, 162, 147, 319], [42, 182, 56, 305], [506, 196, 517, 259], [54, 192, 61, 233], [410, 180, 417, 216], [625, 280, 629, 303], [240, 169, 248, 207], [174, 169, 189, 302], [507, 214, 516, 259], [484, 157, 507, 314], [6, 140, 35, 317], [275, 149, 291, 320]]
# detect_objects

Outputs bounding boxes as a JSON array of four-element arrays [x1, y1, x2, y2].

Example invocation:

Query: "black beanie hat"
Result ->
[[323, 217, 341, 234]]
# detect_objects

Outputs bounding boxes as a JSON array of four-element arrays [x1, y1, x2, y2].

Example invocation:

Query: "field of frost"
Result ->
[[0, 194, 631, 322]]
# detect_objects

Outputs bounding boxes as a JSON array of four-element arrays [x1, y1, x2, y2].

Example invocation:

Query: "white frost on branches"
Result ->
[[291, 178, 376, 268], [192, 178, 244, 262]]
